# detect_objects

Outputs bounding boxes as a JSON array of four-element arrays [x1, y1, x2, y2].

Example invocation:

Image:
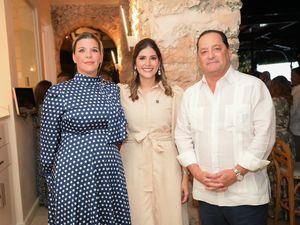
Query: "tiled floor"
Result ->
[[30, 201, 294, 225]]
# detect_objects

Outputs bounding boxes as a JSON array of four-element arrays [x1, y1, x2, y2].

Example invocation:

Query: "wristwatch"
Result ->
[[233, 168, 244, 181]]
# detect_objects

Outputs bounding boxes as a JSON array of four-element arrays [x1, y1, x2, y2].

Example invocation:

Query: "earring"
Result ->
[[134, 68, 137, 77], [158, 68, 161, 76]]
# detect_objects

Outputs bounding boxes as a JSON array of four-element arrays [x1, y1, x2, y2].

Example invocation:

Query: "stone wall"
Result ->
[[129, 0, 242, 88], [50, 3, 130, 80], [50, 0, 242, 87]]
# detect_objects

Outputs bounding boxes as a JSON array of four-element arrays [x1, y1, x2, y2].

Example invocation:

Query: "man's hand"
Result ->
[[187, 164, 249, 192], [198, 170, 228, 192], [207, 169, 237, 189], [204, 166, 248, 191], [187, 164, 227, 192]]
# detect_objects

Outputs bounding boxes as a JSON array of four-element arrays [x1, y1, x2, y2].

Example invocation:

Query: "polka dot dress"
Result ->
[[40, 73, 131, 225]]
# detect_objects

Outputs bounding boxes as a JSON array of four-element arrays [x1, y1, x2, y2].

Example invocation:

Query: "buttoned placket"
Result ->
[[135, 89, 154, 192], [129, 86, 170, 192], [207, 81, 222, 173]]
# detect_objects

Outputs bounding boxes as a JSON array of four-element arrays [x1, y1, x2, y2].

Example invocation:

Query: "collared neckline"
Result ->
[[199, 66, 236, 88], [137, 81, 165, 93], [156, 81, 166, 91], [74, 73, 103, 85]]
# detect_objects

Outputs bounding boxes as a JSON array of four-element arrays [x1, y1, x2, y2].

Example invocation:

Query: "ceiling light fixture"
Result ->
[[120, 5, 137, 51]]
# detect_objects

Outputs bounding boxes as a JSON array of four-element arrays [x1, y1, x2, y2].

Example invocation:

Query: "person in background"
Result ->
[[290, 66, 300, 161], [259, 71, 271, 87], [40, 32, 131, 225], [175, 30, 275, 225], [268, 75, 295, 218], [56, 71, 72, 83], [269, 75, 295, 156], [119, 38, 189, 225], [35, 80, 53, 108], [33, 80, 52, 207], [100, 69, 113, 82], [251, 70, 262, 78]]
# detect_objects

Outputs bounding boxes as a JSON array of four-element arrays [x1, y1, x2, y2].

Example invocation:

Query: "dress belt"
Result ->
[[125, 131, 172, 192], [125, 131, 172, 152]]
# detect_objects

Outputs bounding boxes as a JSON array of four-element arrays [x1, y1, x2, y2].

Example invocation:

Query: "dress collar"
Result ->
[[154, 81, 165, 91], [137, 81, 165, 93], [74, 73, 103, 85]]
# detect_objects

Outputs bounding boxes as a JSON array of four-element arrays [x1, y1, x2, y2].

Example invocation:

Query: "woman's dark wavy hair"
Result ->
[[292, 67, 300, 75], [127, 38, 173, 101], [269, 75, 293, 106], [34, 80, 52, 106]]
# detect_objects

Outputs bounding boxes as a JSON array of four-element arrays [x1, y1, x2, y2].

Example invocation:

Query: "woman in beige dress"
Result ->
[[119, 38, 189, 225]]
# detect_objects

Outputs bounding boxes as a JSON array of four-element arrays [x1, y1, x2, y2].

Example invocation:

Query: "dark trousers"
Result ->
[[198, 201, 268, 225]]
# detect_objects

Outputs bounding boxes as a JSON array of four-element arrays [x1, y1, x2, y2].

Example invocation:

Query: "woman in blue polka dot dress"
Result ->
[[40, 32, 131, 225]]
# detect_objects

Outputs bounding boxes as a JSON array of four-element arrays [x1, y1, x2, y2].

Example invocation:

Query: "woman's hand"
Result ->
[[181, 173, 189, 204]]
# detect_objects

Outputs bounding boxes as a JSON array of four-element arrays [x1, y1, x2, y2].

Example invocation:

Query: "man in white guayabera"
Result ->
[[175, 30, 276, 225]]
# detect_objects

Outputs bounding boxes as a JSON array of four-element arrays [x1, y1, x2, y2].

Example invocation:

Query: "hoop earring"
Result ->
[[158, 68, 161, 76]]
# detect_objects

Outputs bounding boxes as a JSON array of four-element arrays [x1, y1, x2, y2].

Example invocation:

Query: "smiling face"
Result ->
[[135, 46, 160, 82], [197, 32, 232, 79], [72, 38, 102, 77]]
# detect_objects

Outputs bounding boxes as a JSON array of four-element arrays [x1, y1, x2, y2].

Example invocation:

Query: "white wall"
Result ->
[[0, 0, 24, 224], [0, 0, 54, 224]]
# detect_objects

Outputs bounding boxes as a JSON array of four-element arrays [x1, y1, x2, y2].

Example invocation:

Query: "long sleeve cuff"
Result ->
[[238, 152, 270, 171], [177, 151, 198, 167]]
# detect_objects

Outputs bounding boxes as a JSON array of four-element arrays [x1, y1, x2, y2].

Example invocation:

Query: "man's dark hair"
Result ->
[[196, 30, 229, 52]]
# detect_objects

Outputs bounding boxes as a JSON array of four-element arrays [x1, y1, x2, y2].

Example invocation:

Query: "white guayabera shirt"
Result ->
[[175, 66, 276, 206]]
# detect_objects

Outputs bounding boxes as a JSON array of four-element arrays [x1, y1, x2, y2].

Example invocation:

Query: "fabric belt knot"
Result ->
[[126, 130, 172, 192], [132, 130, 148, 143], [131, 131, 171, 152]]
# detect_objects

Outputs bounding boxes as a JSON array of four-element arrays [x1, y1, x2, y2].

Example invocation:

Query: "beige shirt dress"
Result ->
[[119, 82, 188, 225]]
